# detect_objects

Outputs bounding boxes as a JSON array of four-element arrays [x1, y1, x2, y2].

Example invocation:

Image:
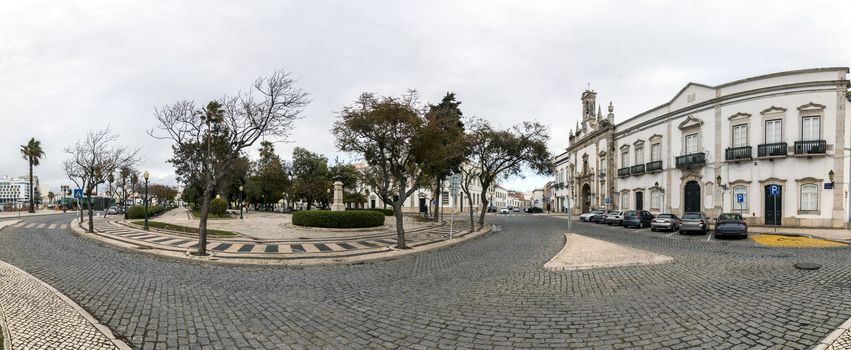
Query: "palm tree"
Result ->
[[20, 138, 45, 213]]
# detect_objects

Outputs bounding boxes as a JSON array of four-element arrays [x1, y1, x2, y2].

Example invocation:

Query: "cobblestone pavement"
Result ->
[[1, 214, 851, 349], [0, 218, 125, 349]]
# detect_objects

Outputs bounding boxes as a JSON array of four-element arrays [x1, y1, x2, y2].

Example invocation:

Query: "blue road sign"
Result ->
[[604, 196, 610, 204], [825, 183, 834, 189], [736, 193, 744, 203], [73, 189, 83, 199], [769, 185, 780, 197]]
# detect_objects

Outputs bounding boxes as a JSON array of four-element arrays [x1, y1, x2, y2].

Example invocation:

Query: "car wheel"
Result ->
[[651, 227, 656, 232]]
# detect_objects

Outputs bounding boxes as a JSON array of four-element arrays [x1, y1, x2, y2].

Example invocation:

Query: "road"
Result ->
[[0, 214, 850, 349]]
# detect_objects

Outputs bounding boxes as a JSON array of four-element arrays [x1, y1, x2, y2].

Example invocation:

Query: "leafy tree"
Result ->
[[33, 187, 43, 206], [245, 141, 289, 210], [328, 161, 363, 207], [149, 70, 308, 256], [334, 91, 436, 249], [290, 147, 330, 209], [47, 191, 55, 205], [414, 92, 466, 221], [20, 138, 45, 213], [148, 184, 178, 206], [63, 128, 139, 232], [466, 119, 555, 228]]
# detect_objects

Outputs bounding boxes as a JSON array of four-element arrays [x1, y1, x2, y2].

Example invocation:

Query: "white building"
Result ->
[[493, 184, 509, 209], [531, 188, 545, 208], [0, 176, 31, 211], [561, 67, 851, 228]]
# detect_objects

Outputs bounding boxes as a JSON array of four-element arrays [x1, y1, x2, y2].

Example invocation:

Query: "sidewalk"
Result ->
[[747, 225, 851, 243], [70, 216, 492, 265], [0, 210, 66, 219]]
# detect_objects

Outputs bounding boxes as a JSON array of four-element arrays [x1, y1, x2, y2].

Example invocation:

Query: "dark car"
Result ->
[[651, 213, 681, 232], [589, 210, 608, 223], [680, 212, 708, 234], [622, 210, 654, 228], [715, 213, 748, 238], [487, 206, 497, 213], [526, 207, 544, 213]]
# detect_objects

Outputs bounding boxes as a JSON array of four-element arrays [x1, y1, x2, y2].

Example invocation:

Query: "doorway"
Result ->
[[684, 181, 700, 213], [764, 185, 782, 225], [581, 183, 591, 212], [635, 191, 644, 211]]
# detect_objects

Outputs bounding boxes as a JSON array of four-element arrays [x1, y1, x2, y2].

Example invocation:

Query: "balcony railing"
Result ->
[[617, 167, 630, 177], [757, 142, 787, 157], [646, 160, 663, 172], [794, 140, 826, 155], [675, 152, 706, 169], [725, 146, 752, 161], [630, 164, 645, 175]]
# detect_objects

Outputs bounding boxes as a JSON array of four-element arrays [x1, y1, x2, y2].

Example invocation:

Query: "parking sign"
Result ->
[[769, 185, 780, 197], [736, 193, 744, 203]]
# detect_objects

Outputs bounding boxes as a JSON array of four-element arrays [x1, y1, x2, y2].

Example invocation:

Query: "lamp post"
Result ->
[[716, 175, 727, 214], [239, 185, 244, 219], [143, 170, 150, 231]]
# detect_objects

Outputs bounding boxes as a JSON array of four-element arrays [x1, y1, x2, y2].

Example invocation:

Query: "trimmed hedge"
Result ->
[[127, 205, 170, 219], [346, 208, 395, 216], [293, 210, 385, 228], [210, 198, 227, 217]]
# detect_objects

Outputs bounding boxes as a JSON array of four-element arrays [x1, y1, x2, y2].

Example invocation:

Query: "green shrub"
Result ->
[[345, 208, 394, 216], [210, 198, 228, 217], [293, 210, 385, 228], [126, 205, 169, 219]]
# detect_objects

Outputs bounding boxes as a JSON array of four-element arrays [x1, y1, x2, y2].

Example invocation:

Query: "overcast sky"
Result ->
[[2, 0, 850, 194]]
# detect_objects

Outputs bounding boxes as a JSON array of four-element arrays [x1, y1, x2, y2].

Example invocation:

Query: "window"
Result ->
[[800, 184, 818, 211], [802, 116, 821, 141], [765, 119, 782, 143], [600, 157, 606, 173], [650, 143, 661, 162], [650, 190, 661, 210], [621, 193, 629, 209], [732, 186, 747, 211], [635, 148, 644, 164], [732, 124, 748, 147], [442, 192, 449, 205], [621, 151, 629, 167], [685, 133, 698, 154]]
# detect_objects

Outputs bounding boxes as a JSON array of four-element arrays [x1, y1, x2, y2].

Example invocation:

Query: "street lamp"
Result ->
[[829, 170, 835, 185], [716, 175, 727, 214], [239, 185, 244, 219], [143, 170, 150, 230]]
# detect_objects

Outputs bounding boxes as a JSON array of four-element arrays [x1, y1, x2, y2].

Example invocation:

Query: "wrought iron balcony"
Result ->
[[630, 164, 645, 175], [794, 140, 826, 155], [617, 167, 630, 177], [725, 146, 752, 161], [675, 152, 706, 169], [646, 160, 663, 172], [757, 142, 787, 157]]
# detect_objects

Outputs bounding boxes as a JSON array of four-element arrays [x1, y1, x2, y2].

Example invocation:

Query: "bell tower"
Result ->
[[580, 88, 597, 132]]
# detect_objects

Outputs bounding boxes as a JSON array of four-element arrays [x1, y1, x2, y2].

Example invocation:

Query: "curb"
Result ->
[[814, 316, 851, 350], [0, 297, 11, 350], [72, 218, 495, 267], [0, 259, 132, 350]]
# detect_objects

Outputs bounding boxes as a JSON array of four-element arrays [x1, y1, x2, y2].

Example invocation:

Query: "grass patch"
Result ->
[[190, 210, 235, 220], [130, 221, 238, 237], [751, 234, 847, 248]]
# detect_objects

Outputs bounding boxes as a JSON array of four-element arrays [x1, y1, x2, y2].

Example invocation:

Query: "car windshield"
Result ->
[[682, 213, 702, 219], [623, 210, 636, 216], [594, 210, 606, 214], [657, 214, 673, 218], [607, 211, 619, 215], [719, 213, 743, 220]]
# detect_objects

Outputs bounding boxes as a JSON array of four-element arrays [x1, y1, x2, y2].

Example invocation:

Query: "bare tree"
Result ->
[[149, 70, 308, 256], [63, 128, 140, 233], [458, 163, 481, 233]]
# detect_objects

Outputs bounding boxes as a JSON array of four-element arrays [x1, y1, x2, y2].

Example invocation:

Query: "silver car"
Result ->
[[604, 210, 624, 225], [680, 212, 708, 234], [651, 213, 681, 232]]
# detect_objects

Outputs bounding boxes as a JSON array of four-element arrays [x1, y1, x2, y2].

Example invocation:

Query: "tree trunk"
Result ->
[[197, 180, 214, 256], [467, 192, 475, 233], [28, 159, 35, 213], [478, 191, 489, 229], [86, 192, 94, 233], [393, 203, 408, 249], [432, 180, 440, 222]]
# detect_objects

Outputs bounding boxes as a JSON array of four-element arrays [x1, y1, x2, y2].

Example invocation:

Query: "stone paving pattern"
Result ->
[[2, 214, 851, 348], [0, 258, 116, 349]]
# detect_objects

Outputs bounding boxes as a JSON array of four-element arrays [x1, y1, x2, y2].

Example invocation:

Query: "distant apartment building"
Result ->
[[0, 176, 32, 211]]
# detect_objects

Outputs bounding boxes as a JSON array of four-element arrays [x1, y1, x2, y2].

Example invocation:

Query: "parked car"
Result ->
[[512, 207, 521, 212], [500, 208, 510, 214], [680, 212, 708, 234], [526, 207, 544, 213], [487, 206, 497, 213], [715, 212, 748, 238], [589, 209, 608, 223], [106, 206, 120, 215], [622, 210, 654, 228], [604, 210, 624, 225], [651, 213, 681, 232], [579, 211, 596, 222]]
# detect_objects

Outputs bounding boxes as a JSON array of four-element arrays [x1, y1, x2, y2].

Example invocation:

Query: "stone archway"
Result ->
[[581, 183, 592, 213]]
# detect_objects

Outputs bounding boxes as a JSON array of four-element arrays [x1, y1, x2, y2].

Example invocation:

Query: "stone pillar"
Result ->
[[331, 180, 345, 212]]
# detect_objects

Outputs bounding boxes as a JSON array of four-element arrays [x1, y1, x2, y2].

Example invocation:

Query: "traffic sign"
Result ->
[[736, 193, 744, 203], [73, 189, 83, 199], [769, 184, 780, 197], [448, 174, 461, 196], [604, 196, 610, 204]]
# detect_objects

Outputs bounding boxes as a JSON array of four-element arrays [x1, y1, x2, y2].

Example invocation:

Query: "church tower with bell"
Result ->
[[580, 88, 598, 133]]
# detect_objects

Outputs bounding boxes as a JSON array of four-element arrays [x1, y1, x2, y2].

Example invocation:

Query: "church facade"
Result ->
[[557, 67, 851, 228]]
